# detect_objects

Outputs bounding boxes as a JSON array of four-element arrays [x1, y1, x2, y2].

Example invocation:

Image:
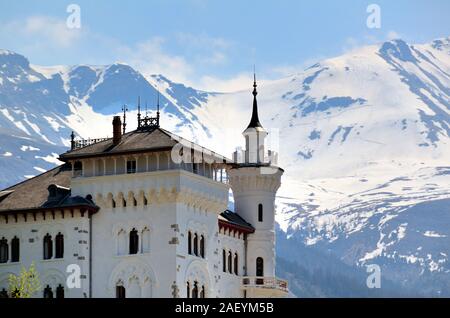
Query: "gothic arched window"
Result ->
[[193, 233, 198, 256], [56, 284, 64, 299], [258, 204, 263, 222], [222, 249, 226, 272], [186, 282, 190, 298], [55, 233, 64, 259], [0, 288, 8, 298], [200, 235, 205, 258], [129, 228, 139, 254], [11, 236, 19, 262], [43, 234, 53, 260], [200, 285, 205, 298], [0, 237, 8, 263], [234, 253, 239, 275], [43, 285, 53, 298], [256, 257, 264, 277], [116, 285, 126, 298], [188, 231, 192, 255], [192, 281, 198, 298], [228, 251, 232, 273]]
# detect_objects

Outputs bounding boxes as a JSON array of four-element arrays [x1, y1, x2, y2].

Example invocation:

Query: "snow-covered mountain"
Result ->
[[0, 37, 449, 296]]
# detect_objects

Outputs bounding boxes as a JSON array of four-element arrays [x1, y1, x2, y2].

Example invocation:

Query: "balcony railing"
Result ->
[[242, 276, 288, 292], [71, 137, 109, 150]]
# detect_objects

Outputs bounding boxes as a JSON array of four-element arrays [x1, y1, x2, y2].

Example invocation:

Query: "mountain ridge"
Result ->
[[1, 37, 449, 296]]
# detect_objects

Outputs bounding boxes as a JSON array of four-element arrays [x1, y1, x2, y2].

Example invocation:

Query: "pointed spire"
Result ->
[[137, 96, 141, 128], [246, 70, 263, 129]]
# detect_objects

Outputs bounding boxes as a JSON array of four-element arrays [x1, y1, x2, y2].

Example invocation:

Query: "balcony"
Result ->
[[241, 276, 288, 298]]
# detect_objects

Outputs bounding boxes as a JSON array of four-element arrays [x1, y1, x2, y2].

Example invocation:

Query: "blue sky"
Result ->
[[0, 0, 449, 91]]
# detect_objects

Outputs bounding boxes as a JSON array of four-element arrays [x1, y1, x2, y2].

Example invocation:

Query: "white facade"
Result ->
[[0, 161, 285, 298], [0, 84, 288, 298]]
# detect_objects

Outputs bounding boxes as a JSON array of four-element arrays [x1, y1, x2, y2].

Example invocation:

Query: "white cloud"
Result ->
[[116, 37, 194, 85], [197, 73, 254, 92], [387, 30, 401, 40], [2, 16, 82, 49], [176, 32, 231, 51]]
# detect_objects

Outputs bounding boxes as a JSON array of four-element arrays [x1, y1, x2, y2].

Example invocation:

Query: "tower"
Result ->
[[228, 75, 287, 297]]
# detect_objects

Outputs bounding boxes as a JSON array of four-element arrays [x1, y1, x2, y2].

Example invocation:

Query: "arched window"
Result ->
[[256, 257, 264, 284], [43, 285, 53, 298], [116, 285, 126, 298], [200, 235, 205, 258], [258, 204, 263, 222], [43, 234, 53, 260], [11, 236, 19, 262], [188, 231, 192, 255], [0, 237, 8, 263], [55, 233, 64, 259], [222, 249, 226, 272], [234, 253, 238, 275], [0, 288, 8, 298], [200, 285, 205, 298], [74, 161, 82, 177], [193, 233, 198, 256], [56, 284, 64, 299], [129, 228, 139, 254], [228, 251, 232, 273], [192, 281, 198, 298], [186, 282, 190, 298]]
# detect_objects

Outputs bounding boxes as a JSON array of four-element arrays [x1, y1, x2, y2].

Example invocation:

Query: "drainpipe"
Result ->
[[89, 214, 92, 298], [244, 233, 248, 298]]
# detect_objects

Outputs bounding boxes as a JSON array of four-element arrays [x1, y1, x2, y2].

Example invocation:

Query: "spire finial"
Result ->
[[253, 67, 257, 97], [122, 104, 128, 133], [70, 131, 75, 150], [137, 96, 141, 129], [156, 89, 160, 127], [157, 90, 160, 112], [246, 67, 263, 130]]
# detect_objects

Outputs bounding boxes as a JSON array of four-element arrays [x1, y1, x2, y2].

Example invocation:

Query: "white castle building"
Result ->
[[0, 79, 287, 298]]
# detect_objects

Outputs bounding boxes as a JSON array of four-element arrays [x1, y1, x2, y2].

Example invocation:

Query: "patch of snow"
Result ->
[[20, 145, 40, 151], [35, 153, 63, 165], [33, 166, 46, 173], [423, 231, 447, 238], [43, 116, 63, 132]]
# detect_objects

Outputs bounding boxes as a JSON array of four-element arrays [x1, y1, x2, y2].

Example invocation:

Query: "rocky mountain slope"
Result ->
[[0, 37, 449, 296]]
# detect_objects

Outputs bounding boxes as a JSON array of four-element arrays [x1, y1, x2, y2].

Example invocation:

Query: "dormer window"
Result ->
[[127, 160, 136, 174], [48, 186, 57, 198]]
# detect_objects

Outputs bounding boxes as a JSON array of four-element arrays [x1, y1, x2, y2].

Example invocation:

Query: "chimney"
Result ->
[[112, 116, 122, 145]]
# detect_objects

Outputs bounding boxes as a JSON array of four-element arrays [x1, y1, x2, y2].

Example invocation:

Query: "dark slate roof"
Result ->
[[219, 209, 254, 232], [60, 127, 177, 160], [60, 127, 230, 162], [0, 164, 97, 213]]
